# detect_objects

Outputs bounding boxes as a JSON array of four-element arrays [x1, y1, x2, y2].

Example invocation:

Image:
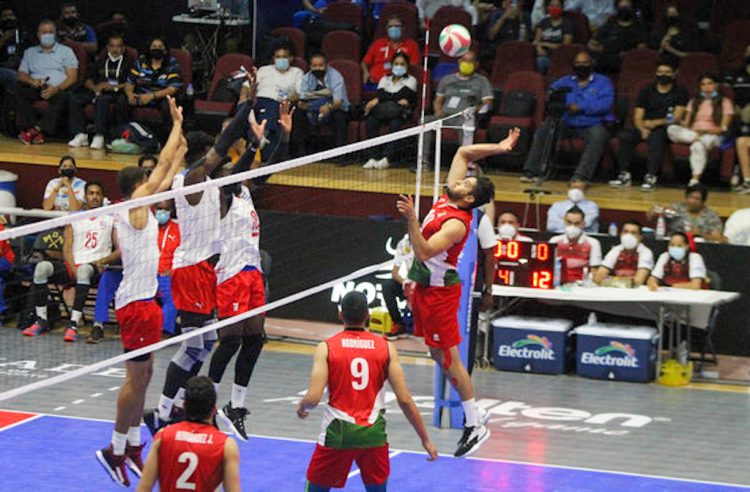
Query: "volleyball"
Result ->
[[438, 24, 471, 58]]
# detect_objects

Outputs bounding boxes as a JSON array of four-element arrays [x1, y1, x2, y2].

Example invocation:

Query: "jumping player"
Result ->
[[136, 376, 241, 492], [297, 291, 438, 491], [96, 96, 187, 487], [396, 129, 520, 457], [208, 102, 292, 441]]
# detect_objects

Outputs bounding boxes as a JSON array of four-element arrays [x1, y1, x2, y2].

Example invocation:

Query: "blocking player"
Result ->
[[395, 128, 520, 457], [208, 102, 292, 441], [96, 96, 187, 487], [297, 291, 438, 491], [136, 376, 241, 492]]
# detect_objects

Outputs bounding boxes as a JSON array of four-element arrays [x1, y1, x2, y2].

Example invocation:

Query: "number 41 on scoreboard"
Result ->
[[493, 240, 556, 290]]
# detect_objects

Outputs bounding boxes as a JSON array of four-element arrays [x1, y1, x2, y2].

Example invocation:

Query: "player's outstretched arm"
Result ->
[[135, 438, 161, 492], [386, 342, 438, 461], [223, 438, 241, 492], [297, 342, 329, 418], [396, 194, 466, 262], [446, 127, 521, 187]]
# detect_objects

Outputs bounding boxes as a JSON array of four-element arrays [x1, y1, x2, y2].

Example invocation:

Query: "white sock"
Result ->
[[174, 388, 185, 408], [35, 305, 47, 321], [157, 395, 174, 421], [462, 398, 478, 427], [71, 310, 82, 325], [127, 426, 141, 446], [111, 430, 127, 456], [231, 384, 247, 409]]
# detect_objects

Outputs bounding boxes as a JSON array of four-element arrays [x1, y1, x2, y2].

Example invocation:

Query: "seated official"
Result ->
[[647, 183, 723, 242], [648, 232, 707, 290], [546, 179, 600, 233], [496, 210, 533, 242], [549, 206, 602, 284], [594, 220, 654, 286]]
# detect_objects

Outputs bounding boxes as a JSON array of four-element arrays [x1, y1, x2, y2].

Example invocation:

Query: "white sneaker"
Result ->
[[374, 157, 390, 169], [90, 134, 105, 150], [454, 424, 490, 457], [478, 406, 490, 426], [363, 158, 377, 169], [688, 178, 700, 187], [68, 133, 89, 147]]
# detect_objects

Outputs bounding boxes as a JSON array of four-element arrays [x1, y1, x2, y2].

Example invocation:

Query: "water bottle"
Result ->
[[665, 106, 674, 125], [655, 214, 666, 240], [608, 222, 618, 237], [553, 255, 562, 288], [186, 83, 194, 98], [587, 312, 597, 325]]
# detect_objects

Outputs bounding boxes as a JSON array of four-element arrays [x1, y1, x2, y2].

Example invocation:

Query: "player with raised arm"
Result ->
[[136, 376, 241, 492], [96, 96, 187, 487], [396, 129, 520, 458], [297, 291, 438, 492]]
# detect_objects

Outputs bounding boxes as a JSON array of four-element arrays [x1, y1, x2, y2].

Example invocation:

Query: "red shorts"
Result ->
[[172, 261, 217, 314], [306, 444, 389, 488], [410, 283, 462, 349], [116, 300, 163, 351], [216, 268, 265, 319]]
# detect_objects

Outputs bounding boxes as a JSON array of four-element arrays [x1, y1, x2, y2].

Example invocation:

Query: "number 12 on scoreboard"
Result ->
[[532, 270, 552, 289]]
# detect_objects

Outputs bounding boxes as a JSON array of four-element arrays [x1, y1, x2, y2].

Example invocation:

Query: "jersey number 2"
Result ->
[[350, 357, 369, 390], [176, 451, 198, 490]]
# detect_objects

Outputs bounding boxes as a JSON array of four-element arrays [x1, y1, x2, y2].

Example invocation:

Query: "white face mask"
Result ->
[[498, 223, 517, 239], [568, 188, 585, 203], [565, 225, 582, 240], [620, 233, 638, 250]]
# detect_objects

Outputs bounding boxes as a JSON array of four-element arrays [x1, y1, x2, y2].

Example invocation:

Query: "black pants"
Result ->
[[365, 113, 402, 160], [616, 126, 668, 176], [382, 279, 404, 325], [17, 85, 69, 135], [291, 107, 347, 156], [69, 90, 129, 136]]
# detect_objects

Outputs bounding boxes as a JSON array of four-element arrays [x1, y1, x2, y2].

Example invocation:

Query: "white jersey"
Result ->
[[215, 194, 261, 285], [171, 172, 221, 269], [115, 209, 159, 309], [71, 214, 114, 265]]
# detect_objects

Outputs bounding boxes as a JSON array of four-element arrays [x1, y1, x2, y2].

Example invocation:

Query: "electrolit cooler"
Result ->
[[575, 323, 658, 382], [491, 316, 574, 374]]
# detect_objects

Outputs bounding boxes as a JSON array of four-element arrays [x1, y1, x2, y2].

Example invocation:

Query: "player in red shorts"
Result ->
[[136, 376, 241, 492], [297, 291, 438, 491], [96, 96, 187, 487], [396, 129, 520, 457]]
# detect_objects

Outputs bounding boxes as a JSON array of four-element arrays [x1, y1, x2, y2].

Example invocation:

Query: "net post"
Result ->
[[433, 119, 442, 203], [414, 19, 431, 219]]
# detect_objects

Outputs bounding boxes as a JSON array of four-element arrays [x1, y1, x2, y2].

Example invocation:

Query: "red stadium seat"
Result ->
[[131, 49, 192, 124], [322, 30, 362, 62], [545, 43, 585, 86], [292, 57, 309, 73], [323, 2, 364, 34], [677, 52, 719, 96], [564, 10, 591, 44], [373, 2, 419, 42], [617, 48, 659, 94], [720, 20, 750, 72], [194, 53, 254, 116], [710, 0, 750, 35], [428, 6, 472, 57], [328, 59, 363, 143], [271, 27, 307, 58], [490, 41, 535, 89]]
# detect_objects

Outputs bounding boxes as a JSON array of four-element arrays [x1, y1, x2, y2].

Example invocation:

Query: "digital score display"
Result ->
[[493, 240, 556, 289]]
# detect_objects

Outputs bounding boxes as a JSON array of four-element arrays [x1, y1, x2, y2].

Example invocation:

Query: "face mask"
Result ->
[[620, 233, 638, 250], [392, 65, 407, 77], [459, 62, 475, 76], [701, 90, 718, 99], [498, 223, 517, 240], [40, 33, 55, 48], [565, 225, 582, 240], [568, 188, 585, 203], [387, 26, 402, 40], [311, 69, 326, 79], [63, 17, 78, 27], [155, 209, 171, 225], [668, 246, 686, 261], [144, 168, 153, 177], [108, 52, 123, 62], [617, 6, 634, 21], [149, 48, 165, 60], [666, 15, 679, 26], [275, 57, 289, 71], [60, 168, 76, 179], [655, 74, 673, 85], [548, 6, 563, 18], [573, 65, 592, 80]]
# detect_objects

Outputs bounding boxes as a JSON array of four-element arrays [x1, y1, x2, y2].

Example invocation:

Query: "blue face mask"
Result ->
[[155, 209, 171, 225], [274, 57, 289, 71], [668, 246, 686, 262], [392, 65, 407, 77], [387, 26, 402, 40], [40, 33, 55, 48], [701, 91, 718, 99]]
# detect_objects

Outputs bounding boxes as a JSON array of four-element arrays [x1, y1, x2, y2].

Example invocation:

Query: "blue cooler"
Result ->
[[575, 324, 658, 382], [491, 316, 574, 374]]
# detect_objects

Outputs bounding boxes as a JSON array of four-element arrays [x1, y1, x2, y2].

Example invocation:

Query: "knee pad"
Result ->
[[33, 261, 54, 284], [181, 311, 213, 329], [173, 331, 207, 371], [76, 263, 95, 285], [197, 330, 218, 362]]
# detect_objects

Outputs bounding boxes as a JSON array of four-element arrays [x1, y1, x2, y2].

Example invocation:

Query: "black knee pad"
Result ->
[[181, 311, 213, 329]]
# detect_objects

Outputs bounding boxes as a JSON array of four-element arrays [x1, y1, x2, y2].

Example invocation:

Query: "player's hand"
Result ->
[[396, 194, 417, 221], [296, 401, 309, 419], [167, 95, 183, 126], [422, 439, 438, 461], [244, 66, 258, 100], [278, 99, 294, 134], [249, 110, 268, 144], [498, 127, 521, 152]]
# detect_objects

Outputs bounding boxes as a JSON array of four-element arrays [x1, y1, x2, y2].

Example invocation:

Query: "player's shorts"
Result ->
[[116, 299, 163, 352], [410, 283, 462, 349], [216, 267, 265, 319], [306, 444, 389, 488], [172, 261, 217, 315]]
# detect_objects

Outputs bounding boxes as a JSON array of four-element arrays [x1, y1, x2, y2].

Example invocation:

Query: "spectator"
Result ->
[[137, 153, 157, 175], [587, 0, 646, 73], [594, 220, 654, 285], [735, 136, 750, 194], [649, 2, 696, 68], [68, 34, 132, 150], [362, 15, 420, 86], [383, 233, 413, 340], [496, 210, 533, 241], [726, 44, 750, 134], [100, 10, 142, 52], [125, 36, 182, 123], [417, 0, 478, 29], [0, 6, 27, 69], [647, 183, 723, 242], [648, 232, 706, 290], [43, 155, 85, 211], [546, 178, 599, 232], [57, 2, 97, 55], [549, 205, 602, 283], [0, 219, 14, 322], [667, 73, 733, 186], [532, 0, 614, 31], [723, 208, 750, 246], [291, 0, 366, 28], [533, 0, 573, 74], [610, 60, 688, 191], [487, 0, 529, 50], [363, 52, 417, 169], [293, 52, 349, 157], [422, 49, 493, 163], [156, 199, 180, 336], [521, 50, 614, 183], [17, 19, 79, 145]]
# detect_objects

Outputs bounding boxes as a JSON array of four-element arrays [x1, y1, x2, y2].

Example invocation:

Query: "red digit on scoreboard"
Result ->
[[507, 241, 519, 260], [532, 271, 552, 289], [537, 242, 549, 261], [497, 269, 512, 285]]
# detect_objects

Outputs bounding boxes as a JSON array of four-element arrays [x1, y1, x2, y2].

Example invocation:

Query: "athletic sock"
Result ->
[[127, 426, 141, 446], [111, 430, 127, 456], [35, 305, 47, 321], [461, 398, 478, 427], [157, 395, 174, 421], [231, 383, 247, 409], [71, 310, 82, 326]]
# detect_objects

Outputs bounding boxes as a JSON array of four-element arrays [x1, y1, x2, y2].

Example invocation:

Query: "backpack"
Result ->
[[502, 90, 535, 118], [110, 122, 161, 154]]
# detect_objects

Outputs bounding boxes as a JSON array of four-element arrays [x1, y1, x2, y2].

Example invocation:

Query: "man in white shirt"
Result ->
[[416, 0, 478, 27], [546, 179, 600, 233], [549, 206, 602, 284], [594, 220, 654, 286], [496, 210, 533, 242], [384, 233, 414, 340], [42, 155, 86, 211], [723, 208, 750, 246]]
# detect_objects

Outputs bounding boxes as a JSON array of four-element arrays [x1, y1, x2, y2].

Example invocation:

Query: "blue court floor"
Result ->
[[1, 412, 747, 491]]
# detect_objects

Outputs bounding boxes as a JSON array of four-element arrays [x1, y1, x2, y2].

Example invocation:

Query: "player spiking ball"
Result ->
[[396, 128, 520, 457]]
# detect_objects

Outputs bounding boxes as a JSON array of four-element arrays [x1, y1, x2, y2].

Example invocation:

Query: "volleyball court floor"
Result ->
[[1, 327, 749, 491]]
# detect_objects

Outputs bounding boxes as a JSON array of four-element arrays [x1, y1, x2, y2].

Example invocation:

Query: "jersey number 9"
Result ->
[[350, 357, 369, 391]]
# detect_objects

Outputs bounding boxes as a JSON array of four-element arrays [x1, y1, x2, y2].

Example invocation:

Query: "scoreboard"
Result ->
[[493, 240, 556, 289]]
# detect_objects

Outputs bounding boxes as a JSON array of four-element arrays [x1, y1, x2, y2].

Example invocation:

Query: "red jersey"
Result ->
[[362, 37, 420, 83], [319, 329, 390, 449], [612, 249, 639, 277], [158, 220, 181, 275], [156, 420, 227, 492], [0, 223, 14, 264], [408, 195, 472, 287]]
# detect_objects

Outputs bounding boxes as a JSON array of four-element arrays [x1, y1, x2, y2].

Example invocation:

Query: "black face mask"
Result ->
[[60, 168, 76, 179], [311, 69, 326, 80], [617, 6, 634, 22], [666, 15, 679, 26], [656, 74, 673, 85], [149, 49, 165, 60], [63, 17, 78, 27], [573, 65, 592, 79]]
